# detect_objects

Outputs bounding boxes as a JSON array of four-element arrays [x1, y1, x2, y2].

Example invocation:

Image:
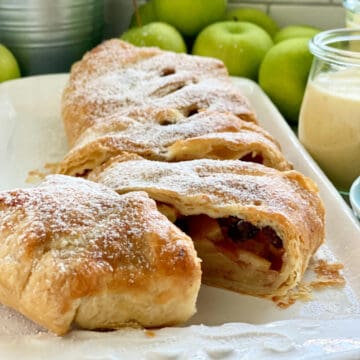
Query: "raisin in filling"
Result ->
[[240, 153, 264, 164], [175, 215, 284, 272], [218, 217, 284, 271], [175, 217, 189, 233]]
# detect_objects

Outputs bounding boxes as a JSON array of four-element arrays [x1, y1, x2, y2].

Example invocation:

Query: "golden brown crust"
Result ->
[[57, 109, 291, 176], [58, 40, 326, 306], [89, 157, 325, 298], [62, 39, 257, 146], [0, 175, 201, 335]]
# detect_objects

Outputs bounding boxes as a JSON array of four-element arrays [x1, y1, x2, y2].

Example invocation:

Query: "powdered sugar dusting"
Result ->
[[62, 40, 256, 145], [90, 158, 324, 246], [0, 175, 201, 334], [0, 175, 198, 288], [59, 109, 290, 176]]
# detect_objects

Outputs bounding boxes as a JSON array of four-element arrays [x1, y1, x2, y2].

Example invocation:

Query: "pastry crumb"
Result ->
[[272, 259, 345, 308], [144, 330, 156, 338], [311, 259, 345, 288], [272, 282, 312, 309]]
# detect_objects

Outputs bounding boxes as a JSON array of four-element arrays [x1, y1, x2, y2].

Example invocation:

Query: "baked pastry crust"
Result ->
[[57, 39, 325, 305], [62, 39, 257, 146], [89, 156, 325, 298], [0, 175, 201, 335], [57, 108, 291, 176]]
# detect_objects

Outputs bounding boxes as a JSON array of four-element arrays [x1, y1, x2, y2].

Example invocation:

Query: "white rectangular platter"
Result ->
[[0, 74, 359, 359]]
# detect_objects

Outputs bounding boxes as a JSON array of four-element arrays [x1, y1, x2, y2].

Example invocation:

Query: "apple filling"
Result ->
[[216, 216, 284, 271], [157, 202, 284, 272], [178, 215, 284, 271]]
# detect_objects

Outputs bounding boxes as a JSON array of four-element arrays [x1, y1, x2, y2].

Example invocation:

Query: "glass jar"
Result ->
[[344, 0, 360, 28], [298, 29, 360, 194]]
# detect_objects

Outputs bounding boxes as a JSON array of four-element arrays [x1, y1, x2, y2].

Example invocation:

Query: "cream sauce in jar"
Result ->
[[299, 69, 360, 192]]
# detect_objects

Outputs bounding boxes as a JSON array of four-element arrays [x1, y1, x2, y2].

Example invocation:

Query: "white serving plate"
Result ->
[[0, 74, 359, 359]]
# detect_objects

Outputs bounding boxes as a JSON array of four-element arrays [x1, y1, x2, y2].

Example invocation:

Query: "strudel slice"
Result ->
[[62, 39, 257, 146], [0, 175, 201, 335], [89, 156, 325, 298], [57, 109, 291, 176]]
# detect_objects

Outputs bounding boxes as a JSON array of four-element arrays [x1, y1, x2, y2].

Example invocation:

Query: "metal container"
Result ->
[[0, 0, 104, 76]]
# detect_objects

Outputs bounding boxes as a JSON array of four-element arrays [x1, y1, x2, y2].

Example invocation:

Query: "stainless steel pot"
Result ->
[[0, 0, 104, 75]]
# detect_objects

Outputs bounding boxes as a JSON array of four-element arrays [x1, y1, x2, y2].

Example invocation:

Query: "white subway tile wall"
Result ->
[[229, 1, 346, 29], [104, 0, 346, 39]]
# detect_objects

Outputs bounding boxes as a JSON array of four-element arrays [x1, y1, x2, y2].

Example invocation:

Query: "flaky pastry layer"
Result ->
[[62, 39, 257, 146], [0, 175, 201, 335], [57, 108, 291, 176], [89, 156, 325, 298]]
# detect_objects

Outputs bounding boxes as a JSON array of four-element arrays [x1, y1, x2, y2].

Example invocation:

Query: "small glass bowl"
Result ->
[[350, 176, 360, 220]]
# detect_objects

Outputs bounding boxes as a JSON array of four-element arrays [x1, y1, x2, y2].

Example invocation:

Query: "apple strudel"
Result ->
[[57, 109, 291, 176], [89, 156, 325, 298], [62, 39, 257, 146], [0, 175, 201, 335]]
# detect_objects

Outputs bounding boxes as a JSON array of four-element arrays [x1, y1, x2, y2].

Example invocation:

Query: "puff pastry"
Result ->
[[0, 175, 201, 335], [62, 39, 257, 146], [89, 156, 325, 298], [57, 108, 291, 176]]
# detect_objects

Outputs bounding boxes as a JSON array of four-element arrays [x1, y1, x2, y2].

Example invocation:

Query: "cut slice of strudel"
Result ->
[[89, 155, 325, 298], [0, 175, 201, 335]]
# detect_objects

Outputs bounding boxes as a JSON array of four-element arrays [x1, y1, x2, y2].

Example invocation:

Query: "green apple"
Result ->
[[0, 44, 20, 83], [274, 25, 320, 43], [130, 0, 157, 28], [153, 0, 227, 37], [226, 8, 279, 38], [192, 21, 273, 80], [121, 22, 187, 53], [259, 38, 313, 124]]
